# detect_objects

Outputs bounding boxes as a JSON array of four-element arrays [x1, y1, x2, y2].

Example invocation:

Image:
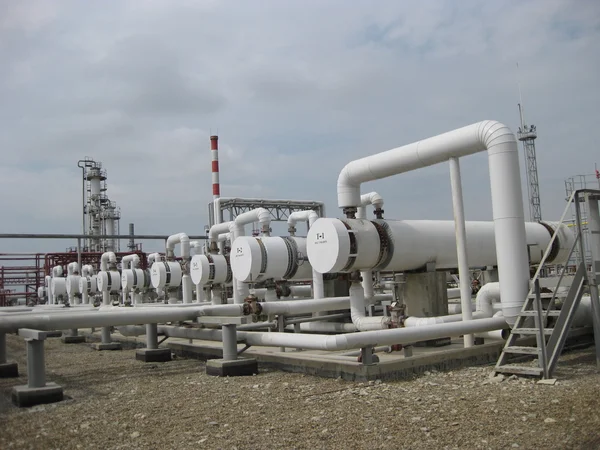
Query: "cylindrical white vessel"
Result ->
[[79, 275, 98, 294], [66, 275, 81, 296], [122, 268, 151, 291], [190, 254, 232, 286], [51, 278, 67, 297], [231, 236, 313, 283], [97, 271, 121, 293], [307, 218, 573, 274], [150, 262, 183, 289], [90, 176, 101, 196]]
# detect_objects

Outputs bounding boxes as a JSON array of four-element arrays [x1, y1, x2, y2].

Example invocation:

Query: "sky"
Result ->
[[1, 0, 599, 255]]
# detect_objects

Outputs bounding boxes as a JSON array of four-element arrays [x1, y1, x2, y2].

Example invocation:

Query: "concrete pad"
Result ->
[[136, 348, 172, 363], [0, 362, 19, 378], [61, 335, 86, 344], [11, 383, 64, 408], [206, 358, 258, 377], [92, 342, 122, 351]]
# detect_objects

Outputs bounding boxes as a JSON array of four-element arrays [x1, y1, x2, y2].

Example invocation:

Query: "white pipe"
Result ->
[[67, 262, 79, 276], [287, 210, 324, 300], [335, 121, 528, 327], [357, 192, 384, 300], [81, 265, 94, 277], [182, 274, 193, 304], [287, 210, 319, 231], [259, 294, 393, 317], [404, 311, 486, 327], [148, 253, 162, 265], [349, 282, 390, 330], [357, 191, 384, 220], [449, 156, 474, 347], [121, 254, 140, 270], [100, 252, 117, 271], [166, 232, 190, 260], [239, 316, 507, 351], [208, 221, 234, 245], [475, 282, 500, 318]]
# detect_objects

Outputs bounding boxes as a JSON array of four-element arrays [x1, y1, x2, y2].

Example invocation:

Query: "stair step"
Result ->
[[503, 346, 541, 355], [513, 328, 553, 335], [520, 310, 561, 317], [495, 365, 544, 376]]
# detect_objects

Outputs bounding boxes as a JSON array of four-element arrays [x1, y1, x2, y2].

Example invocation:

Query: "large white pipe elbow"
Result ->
[[349, 282, 390, 331], [475, 282, 500, 318], [287, 210, 319, 230], [336, 121, 528, 327], [209, 221, 233, 245], [67, 262, 79, 276], [148, 253, 162, 265], [100, 252, 117, 271], [166, 232, 190, 260], [121, 254, 140, 270]]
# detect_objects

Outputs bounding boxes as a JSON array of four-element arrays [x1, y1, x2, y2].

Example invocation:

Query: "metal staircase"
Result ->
[[495, 189, 600, 378]]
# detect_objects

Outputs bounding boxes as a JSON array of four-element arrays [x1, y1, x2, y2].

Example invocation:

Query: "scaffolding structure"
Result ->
[[565, 172, 600, 267], [518, 103, 543, 222]]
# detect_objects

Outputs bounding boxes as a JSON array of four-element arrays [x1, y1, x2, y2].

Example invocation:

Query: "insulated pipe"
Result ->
[[349, 282, 390, 331], [287, 210, 324, 300], [100, 252, 117, 271], [121, 254, 140, 270], [258, 294, 393, 317], [449, 156, 474, 347], [0, 307, 205, 333], [166, 233, 190, 260], [238, 316, 507, 351], [475, 282, 500, 317], [335, 121, 529, 326], [208, 221, 234, 247], [287, 210, 319, 234], [357, 192, 383, 300], [148, 253, 162, 265]]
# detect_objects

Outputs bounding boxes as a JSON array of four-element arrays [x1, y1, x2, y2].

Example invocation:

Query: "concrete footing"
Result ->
[[61, 335, 86, 344], [206, 358, 258, 377], [11, 382, 64, 407], [92, 342, 122, 351], [0, 362, 19, 378], [136, 348, 172, 363]]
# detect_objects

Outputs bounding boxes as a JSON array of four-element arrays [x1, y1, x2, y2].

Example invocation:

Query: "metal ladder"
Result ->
[[495, 190, 592, 378]]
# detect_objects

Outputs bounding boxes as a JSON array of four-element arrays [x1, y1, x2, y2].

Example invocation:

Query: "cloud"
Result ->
[[1, 0, 599, 257]]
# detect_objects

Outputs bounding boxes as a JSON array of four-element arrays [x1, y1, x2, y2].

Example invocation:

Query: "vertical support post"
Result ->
[[222, 324, 238, 361], [101, 327, 111, 344], [146, 323, 158, 350], [360, 346, 374, 365], [26, 339, 46, 388], [76, 238, 82, 273], [584, 193, 600, 369], [449, 157, 474, 347], [277, 315, 286, 353], [533, 279, 550, 378]]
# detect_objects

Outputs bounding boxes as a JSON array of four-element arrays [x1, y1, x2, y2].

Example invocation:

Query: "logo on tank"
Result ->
[[314, 232, 326, 244]]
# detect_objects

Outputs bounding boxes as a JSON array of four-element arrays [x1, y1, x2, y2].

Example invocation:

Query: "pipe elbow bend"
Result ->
[[337, 165, 361, 208], [477, 120, 517, 149]]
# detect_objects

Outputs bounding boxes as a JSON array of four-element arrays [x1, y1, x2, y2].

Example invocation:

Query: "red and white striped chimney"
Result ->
[[210, 135, 220, 200]]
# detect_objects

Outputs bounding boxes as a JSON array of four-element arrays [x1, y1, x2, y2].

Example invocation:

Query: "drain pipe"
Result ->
[[336, 120, 529, 327], [357, 192, 384, 300], [288, 210, 324, 300]]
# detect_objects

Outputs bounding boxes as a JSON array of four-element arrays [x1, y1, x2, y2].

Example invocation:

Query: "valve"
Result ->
[[244, 294, 262, 315], [388, 301, 407, 328], [374, 207, 385, 220]]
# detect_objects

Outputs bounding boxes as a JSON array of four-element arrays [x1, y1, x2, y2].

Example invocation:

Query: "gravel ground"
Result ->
[[1, 334, 599, 450]]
